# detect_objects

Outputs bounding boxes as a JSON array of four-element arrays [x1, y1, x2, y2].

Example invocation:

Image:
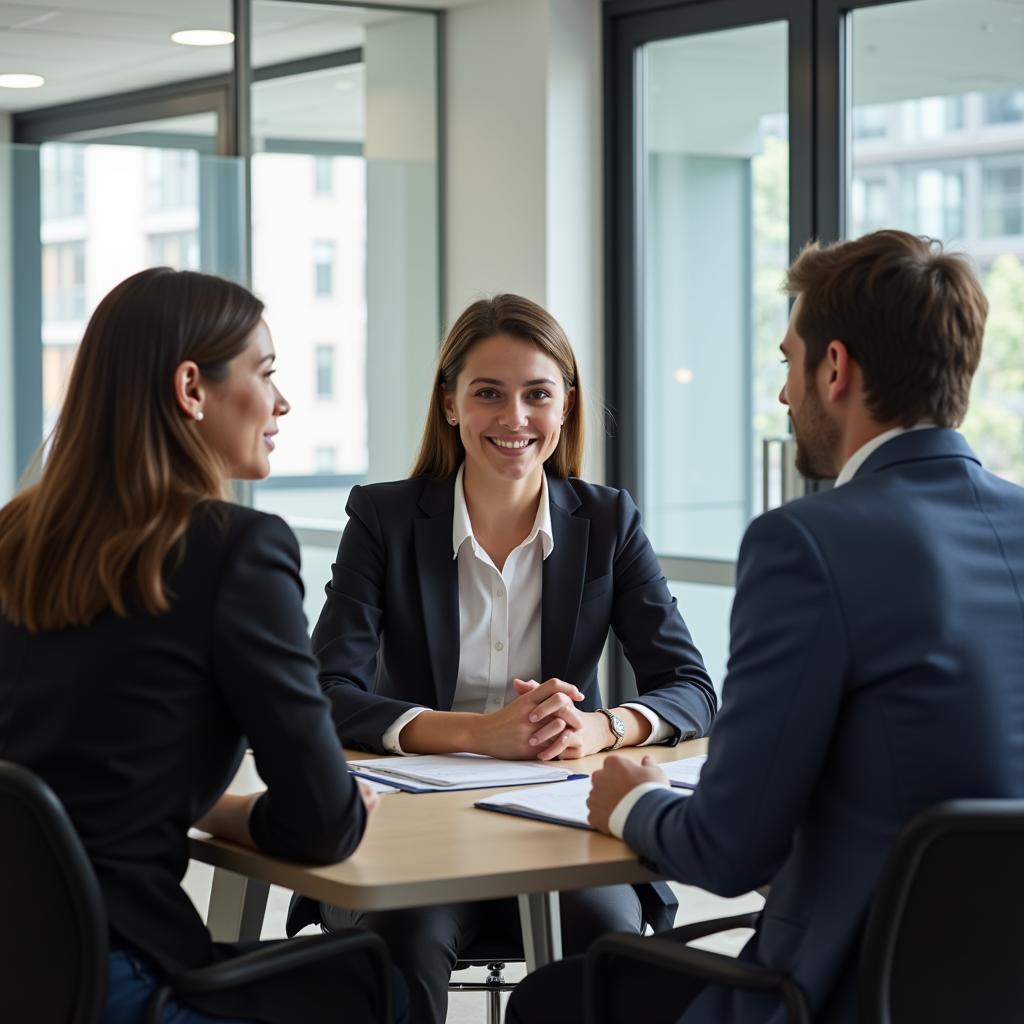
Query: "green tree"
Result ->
[[962, 253, 1024, 483]]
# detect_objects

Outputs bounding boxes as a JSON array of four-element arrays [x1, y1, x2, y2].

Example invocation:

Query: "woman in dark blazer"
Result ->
[[293, 294, 717, 1024], [0, 269, 399, 1024]]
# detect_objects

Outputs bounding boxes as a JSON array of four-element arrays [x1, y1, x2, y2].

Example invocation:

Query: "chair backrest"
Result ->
[[0, 761, 109, 1024], [859, 799, 1024, 1024]]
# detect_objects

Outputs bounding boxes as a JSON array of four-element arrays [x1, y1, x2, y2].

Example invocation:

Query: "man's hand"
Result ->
[[587, 754, 669, 834]]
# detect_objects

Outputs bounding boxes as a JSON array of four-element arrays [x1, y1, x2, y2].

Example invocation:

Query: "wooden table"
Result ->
[[191, 740, 706, 971]]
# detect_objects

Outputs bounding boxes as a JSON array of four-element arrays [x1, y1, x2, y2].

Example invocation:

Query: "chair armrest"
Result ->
[[145, 930, 393, 1024], [585, 933, 810, 1024], [666, 911, 761, 945]]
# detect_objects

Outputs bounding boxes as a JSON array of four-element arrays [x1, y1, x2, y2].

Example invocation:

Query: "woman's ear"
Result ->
[[441, 385, 457, 426], [173, 360, 206, 421], [562, 386, 577, 421]]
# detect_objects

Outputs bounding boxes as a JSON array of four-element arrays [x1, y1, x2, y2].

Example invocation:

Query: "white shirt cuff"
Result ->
[[607, 781, 670, 839], [621, 702, 673, 746], [381, 707, 428, 754]]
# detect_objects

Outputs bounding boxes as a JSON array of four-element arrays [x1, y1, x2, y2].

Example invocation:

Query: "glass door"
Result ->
[[606, 0, 812, 696]]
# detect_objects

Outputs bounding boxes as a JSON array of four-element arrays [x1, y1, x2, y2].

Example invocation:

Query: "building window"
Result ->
[[982, 162, 1024, 238], [851, 104, 888, 141], [41, 143, 85, 220], [314, 446, 337, 473], [42, 241, 86, 322], [314, 156, 334, 195], [900, 166, 964, 240], [314, 241, 335, 297], [315, 345, 335, 398], [850, 175, 889, 236], [902, 95, 964, 140], [983, 90, 1024, 126], [146, 149, 199, 211], [147, 231, 200, 270]]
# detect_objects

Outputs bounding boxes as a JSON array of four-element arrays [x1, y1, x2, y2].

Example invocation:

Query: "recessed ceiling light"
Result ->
[[171, 29, 235, 47], [0, 73, 45, 89]]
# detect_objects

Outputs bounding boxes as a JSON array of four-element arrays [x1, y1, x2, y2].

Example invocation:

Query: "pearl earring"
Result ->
[[194, 409, 204, 422], [447, 417, 457, 426]]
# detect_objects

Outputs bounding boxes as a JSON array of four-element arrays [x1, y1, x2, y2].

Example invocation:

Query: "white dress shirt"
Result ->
[[383, 466, 672, 753], [606, 423, 938, 838]]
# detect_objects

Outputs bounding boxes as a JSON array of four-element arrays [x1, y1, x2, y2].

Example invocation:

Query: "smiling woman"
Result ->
[[289, 293, 718, 1024]]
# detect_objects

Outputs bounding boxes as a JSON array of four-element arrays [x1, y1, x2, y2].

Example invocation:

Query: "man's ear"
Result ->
[[824, 340, 854, 404]]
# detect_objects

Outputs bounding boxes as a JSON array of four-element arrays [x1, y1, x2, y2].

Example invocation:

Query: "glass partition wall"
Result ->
[[3, 1, 441, 620]]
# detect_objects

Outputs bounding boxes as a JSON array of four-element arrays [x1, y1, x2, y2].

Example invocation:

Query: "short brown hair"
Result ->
[[785, 230, 988, 427], [410, 294, 584, 478], [0, 268, 263, 631]]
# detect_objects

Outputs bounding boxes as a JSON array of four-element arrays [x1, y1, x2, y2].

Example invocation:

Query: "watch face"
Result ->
[[612, 716, 626, 737]]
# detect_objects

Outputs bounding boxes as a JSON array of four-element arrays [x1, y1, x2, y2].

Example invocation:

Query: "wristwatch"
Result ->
[[598, 708, 626, 751]]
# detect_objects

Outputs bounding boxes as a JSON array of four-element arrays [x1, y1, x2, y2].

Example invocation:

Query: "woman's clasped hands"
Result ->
[[468, 677, 615, 761]]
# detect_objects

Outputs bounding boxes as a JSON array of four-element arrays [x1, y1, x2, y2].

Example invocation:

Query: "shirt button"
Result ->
[[495, 641, 504, 651]]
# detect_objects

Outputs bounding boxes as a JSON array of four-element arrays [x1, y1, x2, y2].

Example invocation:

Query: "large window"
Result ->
[[7, 0, 442, 562], [849, 0, 1024, 485], [605, 0, 1024, 701]]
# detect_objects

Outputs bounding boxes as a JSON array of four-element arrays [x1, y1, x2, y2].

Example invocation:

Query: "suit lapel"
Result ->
[[414, 478, 461, 711], [542, 477, 589, 681]]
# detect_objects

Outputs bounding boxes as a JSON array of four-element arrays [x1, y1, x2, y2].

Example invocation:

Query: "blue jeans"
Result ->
[[102, 950, 255, 1024]]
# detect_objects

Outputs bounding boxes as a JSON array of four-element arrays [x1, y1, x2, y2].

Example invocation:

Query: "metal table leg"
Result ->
[[206, 867, 270, 942], [517, 891, 562, 972]]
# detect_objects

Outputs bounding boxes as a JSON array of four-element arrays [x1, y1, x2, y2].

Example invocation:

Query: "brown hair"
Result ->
[[784, 229, 988, 427], [0, 267, 264, 632], [410, 294, 585, 478]]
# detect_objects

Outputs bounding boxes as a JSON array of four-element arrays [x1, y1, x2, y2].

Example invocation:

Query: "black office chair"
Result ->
[[585, 799, 1024, 1024], [0, 761, 394, 1024]]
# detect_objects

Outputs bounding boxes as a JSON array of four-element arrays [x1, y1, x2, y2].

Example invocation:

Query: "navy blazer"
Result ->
[[313, 472, 716, 752], [624, 429, 1024, 1024]]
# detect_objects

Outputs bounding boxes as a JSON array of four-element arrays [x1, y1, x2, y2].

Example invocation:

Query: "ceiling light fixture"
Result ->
[[171, 29, 235, 47], [0, 73, 45, 89]]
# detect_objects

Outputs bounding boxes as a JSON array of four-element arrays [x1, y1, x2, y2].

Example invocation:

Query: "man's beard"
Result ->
[[791, 388, 840, 480]]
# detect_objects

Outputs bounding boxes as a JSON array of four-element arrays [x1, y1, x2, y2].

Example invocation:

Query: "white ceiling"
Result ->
[[0, 0, 444, 112]]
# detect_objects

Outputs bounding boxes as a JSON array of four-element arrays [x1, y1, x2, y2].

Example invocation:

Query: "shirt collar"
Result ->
[[834, 422, 937, 488], [452, 464, 555, 560]]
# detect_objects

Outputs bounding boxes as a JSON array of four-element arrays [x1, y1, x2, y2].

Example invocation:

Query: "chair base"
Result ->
[[450, 961, 516, 1024]]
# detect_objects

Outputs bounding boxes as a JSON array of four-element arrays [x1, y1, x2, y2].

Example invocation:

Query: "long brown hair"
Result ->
[[410, 294, 585, 478], [0, 267, 264, 631]]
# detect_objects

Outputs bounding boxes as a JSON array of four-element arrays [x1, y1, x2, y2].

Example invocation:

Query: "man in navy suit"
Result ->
[[507, 229, 1024, 1024]]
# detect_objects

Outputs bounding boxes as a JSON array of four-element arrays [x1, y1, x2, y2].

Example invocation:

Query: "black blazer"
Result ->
[[314, 472, 717, 751], [0, 503, 363, 993]]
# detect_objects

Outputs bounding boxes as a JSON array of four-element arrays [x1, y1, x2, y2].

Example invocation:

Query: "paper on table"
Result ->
[[348, 753, 578, 792], [359, 778, 402, 795], [477, 775, 695, 831], [660, 754, 707, 790], [477, 777, 596, 829]]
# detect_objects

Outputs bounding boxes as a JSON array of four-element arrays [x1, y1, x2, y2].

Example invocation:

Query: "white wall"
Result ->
[[445, 0, 605, 482], [0, 113, 14, 504]]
